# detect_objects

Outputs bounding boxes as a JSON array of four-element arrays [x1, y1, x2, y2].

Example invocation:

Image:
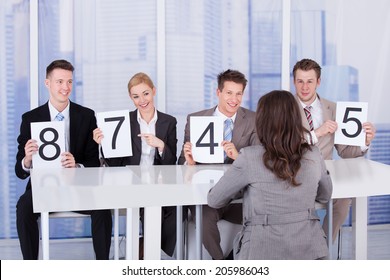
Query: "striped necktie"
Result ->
[[55, 112, 65, 121], [304, 106, 314, 131], [223, 118, 233, 162], [224, 118, 233, 141]]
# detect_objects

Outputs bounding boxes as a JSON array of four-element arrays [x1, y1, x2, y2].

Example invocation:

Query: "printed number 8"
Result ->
[[38, 127, 61, 161]]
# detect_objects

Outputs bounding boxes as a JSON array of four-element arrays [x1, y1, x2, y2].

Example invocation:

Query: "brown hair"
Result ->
[[128, 72, 155, 93], [217, 69, 247, 91], [46, 59, 74, 78], [292, 58, 322, 80], [256, 90, 311, 186]]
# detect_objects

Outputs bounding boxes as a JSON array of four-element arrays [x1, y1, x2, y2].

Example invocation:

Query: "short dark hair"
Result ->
[[292, 58, 321, 80], [46, 59, 74, 78], [217, 69, 247, 91]]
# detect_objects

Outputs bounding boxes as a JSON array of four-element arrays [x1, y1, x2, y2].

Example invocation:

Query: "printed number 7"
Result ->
[[341, 107, 362, 138], [104, 116, 125, 149], [195, 122, 218, 154]]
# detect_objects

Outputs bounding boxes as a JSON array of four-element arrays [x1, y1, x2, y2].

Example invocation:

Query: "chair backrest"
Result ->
[[48, 212, 88, 219]]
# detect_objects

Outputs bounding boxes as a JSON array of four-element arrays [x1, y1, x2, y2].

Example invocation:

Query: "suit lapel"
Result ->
[[155, 111, 167, 141], [130, 110, 141, 157], [231, 107, 246, 146], [319, 97, 334, 121], [69, 101, 79, 153], [40, 102, 51, 122]]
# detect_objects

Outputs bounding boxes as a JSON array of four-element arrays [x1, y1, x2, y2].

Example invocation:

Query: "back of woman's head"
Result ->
[[256, 90, 310, 186]]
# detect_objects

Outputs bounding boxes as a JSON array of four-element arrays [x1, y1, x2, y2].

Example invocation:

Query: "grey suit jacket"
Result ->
[[178, 106, 259, 164], [297, 95, 365, 160], [208, 145, 332, 260]]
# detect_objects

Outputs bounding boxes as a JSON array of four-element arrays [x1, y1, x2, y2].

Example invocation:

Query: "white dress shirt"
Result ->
[[137, 108, 159, 167], [214, 106, 237, 126], [298, 96, 322, 144], [48, 101, 70, 151]]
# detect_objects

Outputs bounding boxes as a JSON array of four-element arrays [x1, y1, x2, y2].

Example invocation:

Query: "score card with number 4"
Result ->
[[334, 101, 368, 146], [190, 116, 224, 164]]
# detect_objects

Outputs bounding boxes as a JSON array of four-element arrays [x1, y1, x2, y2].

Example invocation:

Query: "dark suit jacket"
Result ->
[[15, 101, 100, 190], [103, 109, 177, 166], [178, 106, 259, 164]]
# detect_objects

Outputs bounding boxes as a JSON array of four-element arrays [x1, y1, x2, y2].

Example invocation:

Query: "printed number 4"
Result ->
[[195, 122, 218, 154]]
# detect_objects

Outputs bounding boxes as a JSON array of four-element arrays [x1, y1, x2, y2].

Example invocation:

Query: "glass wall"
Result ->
[[0, 0, 30, 239], [1, 0, 389, 241], [291, 0, 390, 224]]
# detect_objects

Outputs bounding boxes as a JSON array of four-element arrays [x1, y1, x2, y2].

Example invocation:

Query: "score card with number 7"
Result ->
[[96, 110, 132, 158]]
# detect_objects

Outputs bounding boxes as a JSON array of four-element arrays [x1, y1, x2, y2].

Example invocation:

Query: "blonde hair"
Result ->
[[127, 72, 155, 93]]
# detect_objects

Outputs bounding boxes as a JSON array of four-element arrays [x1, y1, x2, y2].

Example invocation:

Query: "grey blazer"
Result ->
[[208, 145, 332, 260], [297, 95, 365, 160], [178, 106, 259, 164]]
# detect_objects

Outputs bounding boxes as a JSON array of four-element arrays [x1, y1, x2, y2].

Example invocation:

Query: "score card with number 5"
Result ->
[[190, 116, 224, 163], [334, 101, 368, 146]]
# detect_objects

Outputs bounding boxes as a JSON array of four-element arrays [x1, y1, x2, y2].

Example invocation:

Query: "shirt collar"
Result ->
[[48, 101, 70, 121], [298, 94, 320, 110], [137, 108, 158, 124], [214, 106, 237, 123]]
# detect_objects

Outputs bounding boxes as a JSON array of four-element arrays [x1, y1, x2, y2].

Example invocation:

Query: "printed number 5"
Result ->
[[195, 122, 218, 154], [104, 116, 125, 149], [342, 107, 362, 138]]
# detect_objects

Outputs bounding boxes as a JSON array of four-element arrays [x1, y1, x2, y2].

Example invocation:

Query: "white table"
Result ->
[[31, 165, 227, 260], [31, 158, 390, 260], [325, 158, 390, 259]]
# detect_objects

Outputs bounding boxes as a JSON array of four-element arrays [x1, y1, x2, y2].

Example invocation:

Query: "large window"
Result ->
[[1, 0, 389, 240]]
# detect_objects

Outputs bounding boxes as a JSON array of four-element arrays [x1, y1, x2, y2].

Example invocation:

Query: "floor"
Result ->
[[1, 224, 389, 260]]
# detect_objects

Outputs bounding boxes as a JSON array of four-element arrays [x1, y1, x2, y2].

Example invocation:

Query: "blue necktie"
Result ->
[[55, 112, 67, 151], [55, 112, 65, 121], [224, 118, 233, 141], [223, 118, 233, 161]]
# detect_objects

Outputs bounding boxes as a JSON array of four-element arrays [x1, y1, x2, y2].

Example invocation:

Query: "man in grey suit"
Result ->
[[178, 69, 259, 259], [292, 58, 376, 242]]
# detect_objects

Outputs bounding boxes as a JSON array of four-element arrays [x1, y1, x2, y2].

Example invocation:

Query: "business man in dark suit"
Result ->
[[178, 69, 259, 260], [15, 59, 112, 260], [93, 72, 177, 258]]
